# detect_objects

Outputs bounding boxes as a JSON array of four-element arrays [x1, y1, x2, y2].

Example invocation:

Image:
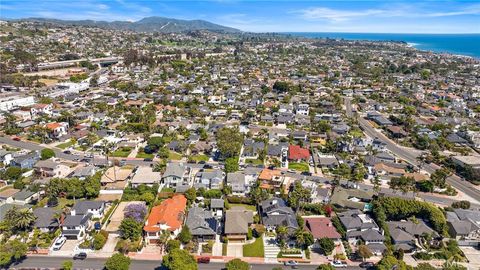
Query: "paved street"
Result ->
[[343, 97, 480, 205], [9, 255, 363, 270]]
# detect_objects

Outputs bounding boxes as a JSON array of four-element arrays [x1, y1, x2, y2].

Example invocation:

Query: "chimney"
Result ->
[[71, 209, 76, 216]]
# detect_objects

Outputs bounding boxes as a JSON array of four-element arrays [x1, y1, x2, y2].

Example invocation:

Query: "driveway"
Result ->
[[226, 243, 243, 257], [461, 247, 480, 267], [50, 239, 78, 256]]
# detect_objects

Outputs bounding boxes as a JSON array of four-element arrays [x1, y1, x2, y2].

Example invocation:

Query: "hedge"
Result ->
[[376, 197, 448, 236]]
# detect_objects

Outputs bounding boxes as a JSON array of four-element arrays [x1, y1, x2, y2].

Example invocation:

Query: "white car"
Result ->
[[330, 261, 348, 268], [52, 236, 67, 251]]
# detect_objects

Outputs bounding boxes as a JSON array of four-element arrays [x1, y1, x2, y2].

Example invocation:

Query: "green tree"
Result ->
[[93, 233, 107, 250], [430, 168, 450, 188], [166, 240, 180, 252], [3, 166, 22, 181], [119, 218, 142, 241], [389, 176, 416, 194], [226, 258, 250, 270], [0, 239, 28, 268], [288, 181, 311, 210], [185, 187, 196, 204], [318, 237, 335, 255], [177, 225, 192, 244], [357, 245, 373, 261], [216, 127, 244, 159], [316, 264, 335, 270], [162, 248, 198, 270], [62, 260, 73, 270], [451, 200, 470, 209], [225, 157, 239, 173], [41, 148, 56, 160], [105, 253, 131, 270]]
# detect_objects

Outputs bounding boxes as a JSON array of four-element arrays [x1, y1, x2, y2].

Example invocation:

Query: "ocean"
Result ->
[[283, 32, 480, 58]]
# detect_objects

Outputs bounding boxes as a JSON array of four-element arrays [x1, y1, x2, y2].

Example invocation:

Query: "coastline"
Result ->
[[282, 32, 480, 59]]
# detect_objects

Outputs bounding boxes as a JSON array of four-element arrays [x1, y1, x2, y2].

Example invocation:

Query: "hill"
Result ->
[[13, 16, 241, 33]]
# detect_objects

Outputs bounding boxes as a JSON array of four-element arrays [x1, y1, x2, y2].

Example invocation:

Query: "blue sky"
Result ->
[[1, 0, 479, 33]]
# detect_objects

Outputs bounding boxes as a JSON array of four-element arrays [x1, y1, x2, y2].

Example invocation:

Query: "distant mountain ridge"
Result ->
[[11, 16, 241, 33]]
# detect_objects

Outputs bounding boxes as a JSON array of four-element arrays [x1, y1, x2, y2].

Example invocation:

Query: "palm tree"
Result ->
[[276, 226, 288, 248], [157, 230, 170, 254], [15, 209, 36, 231], [295, 229, 306, 248]]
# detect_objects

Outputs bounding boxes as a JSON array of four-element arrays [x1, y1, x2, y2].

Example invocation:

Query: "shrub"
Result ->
[[93, 233, 107, 250], [41, 148, 55, 160]]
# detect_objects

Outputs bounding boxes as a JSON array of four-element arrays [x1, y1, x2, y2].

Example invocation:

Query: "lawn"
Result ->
[[245, 158, 264, 165], [111, 147, 132, 157], [136, 151, 154, 159], [288, 162, 310, 172], [190, 154, 209, 162], [36, 197, 74, 210], [57, 140, 75, 149], [230, 203, 257, 211], [168, 151, 182, 160], [243, 235, 264, 257]]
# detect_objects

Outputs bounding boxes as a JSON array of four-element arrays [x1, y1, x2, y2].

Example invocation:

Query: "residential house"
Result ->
[[447, 209, 480, 245], [185, 206, 217, 242], [46, 122, 69, 139], [288, 145, 310, 162], [330, 187, 374, 211], [194, 170, 224, 189], [33, 207, 61, 233], [11, 151, 40, 169], [0, 150, 13, 166], [210, 199, 224, 218], [303, 216, 342, 247], [226, 172, 247, 196], [161, 163, 191, 188], [131, 166, 161, 188], [224, 209, 253, 242], [259, 197, 298, 234], [144, 195, 187, 243], [387, 220, 437, 252], [12, 189, 39, 205], [338, 209, 386, 255], [34, 160, 72, 178], [72, 200, 106, 219]]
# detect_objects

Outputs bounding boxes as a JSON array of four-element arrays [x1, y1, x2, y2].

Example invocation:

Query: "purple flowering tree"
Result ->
[[124, 203, 147, 222]]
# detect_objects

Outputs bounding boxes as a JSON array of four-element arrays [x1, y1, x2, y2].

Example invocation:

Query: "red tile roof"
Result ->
[[288, 145, 310, 160], [144, 195, 187, 233], [304, 217, 341, 239]]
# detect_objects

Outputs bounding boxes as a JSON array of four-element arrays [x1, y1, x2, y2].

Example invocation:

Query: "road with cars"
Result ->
[[343, 97, 480, 205], [9, 255, 363, 270]]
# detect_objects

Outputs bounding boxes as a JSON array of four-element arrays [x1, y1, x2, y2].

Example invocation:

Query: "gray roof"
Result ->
[[72, 201, 104, 215], [224, 210, 253, 234], [63, 213, 91, 226], [210, 199, 224, 209], [260, 198, 298, 231], [338, 209, 379, 231], [34, 207, 60, 228], [163, 163, 186, 178], [0, 203, 31, 221], [185, 207, 216, 237], [12, 190, 36, 201]]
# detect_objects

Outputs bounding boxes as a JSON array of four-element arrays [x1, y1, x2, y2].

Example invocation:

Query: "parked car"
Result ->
[[359, 262, 375, 268], [11, 136, 21, 141], [143, 158, 153, 162], [197, 257, 210, 263], [63, 150, 72, 154], [73, 252, 87, 260], [284, 260, 298, 268], [52, 236, 66, 251], [330, 261, 348, 268]]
